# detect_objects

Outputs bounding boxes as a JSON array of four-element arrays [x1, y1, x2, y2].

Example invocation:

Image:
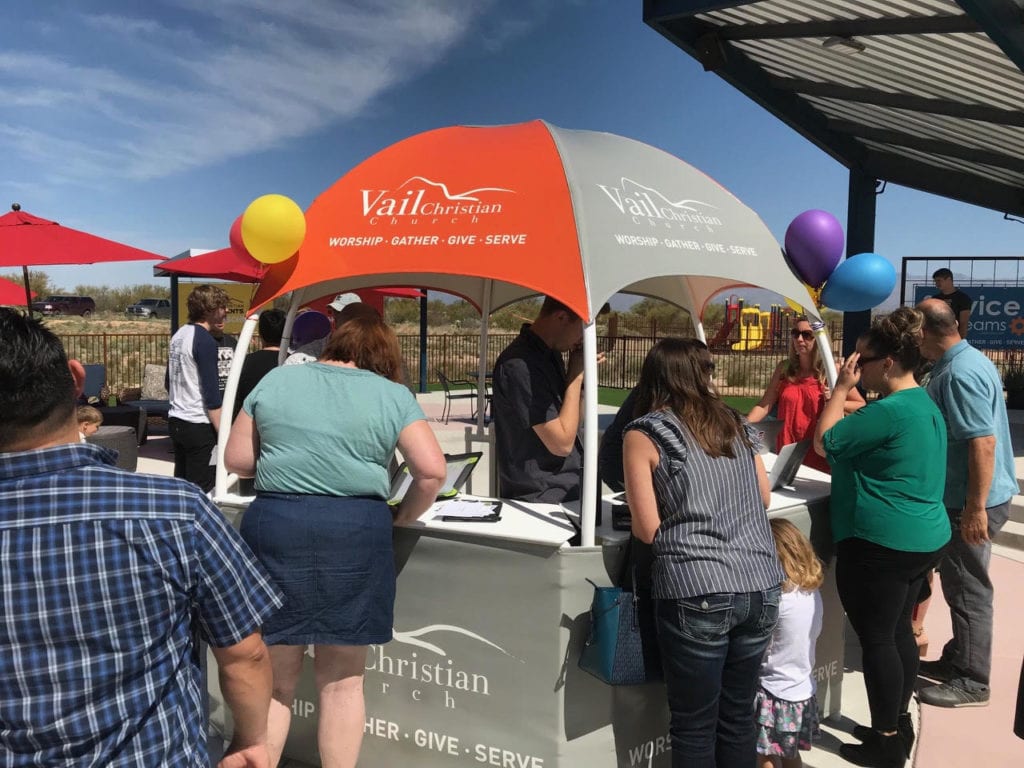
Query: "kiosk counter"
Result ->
[[211, 461, 839, 768]]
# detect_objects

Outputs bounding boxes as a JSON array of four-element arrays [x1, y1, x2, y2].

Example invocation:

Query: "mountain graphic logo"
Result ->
[[392, 623, 523, 662]]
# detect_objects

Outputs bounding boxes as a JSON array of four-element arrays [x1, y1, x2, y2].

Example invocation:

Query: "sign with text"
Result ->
[[914, 286, 1024, 349]]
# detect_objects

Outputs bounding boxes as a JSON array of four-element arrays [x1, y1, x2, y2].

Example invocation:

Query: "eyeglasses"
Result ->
[[855, 355, 887, 370], [790, 329, 814, 341], [705, 361, 716, 372]]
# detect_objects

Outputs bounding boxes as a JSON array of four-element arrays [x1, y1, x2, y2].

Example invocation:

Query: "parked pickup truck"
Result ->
[[31, 295, 96, 317], [125, 298, 172, 319]]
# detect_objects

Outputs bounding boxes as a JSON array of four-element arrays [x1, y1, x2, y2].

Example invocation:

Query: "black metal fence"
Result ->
[[60, 323, 841, 399]]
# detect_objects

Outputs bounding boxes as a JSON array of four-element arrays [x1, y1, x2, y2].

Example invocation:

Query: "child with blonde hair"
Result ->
[[756, 518, 824, 768], [77, 405, 103, 441]]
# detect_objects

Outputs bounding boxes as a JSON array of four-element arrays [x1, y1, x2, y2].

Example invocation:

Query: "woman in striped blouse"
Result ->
[[624, 338, 785, 768]]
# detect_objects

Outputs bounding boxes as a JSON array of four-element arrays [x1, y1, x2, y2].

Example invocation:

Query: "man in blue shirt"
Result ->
[[0, 308, 282, 766], [917, 298, 1017, 708]]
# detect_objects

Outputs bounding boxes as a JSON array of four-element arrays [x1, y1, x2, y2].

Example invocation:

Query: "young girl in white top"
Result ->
[[756, 518, 824, 768]]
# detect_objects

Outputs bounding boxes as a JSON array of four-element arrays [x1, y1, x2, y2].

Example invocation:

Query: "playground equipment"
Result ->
[[708, 295, 792, 351], [733, 306, 770, 350]]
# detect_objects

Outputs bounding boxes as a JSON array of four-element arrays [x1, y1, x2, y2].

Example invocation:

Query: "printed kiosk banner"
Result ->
[[210, 495, 842, 767]]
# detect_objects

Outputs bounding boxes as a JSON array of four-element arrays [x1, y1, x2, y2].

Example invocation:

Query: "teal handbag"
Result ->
[[578, 569, 662, 686]]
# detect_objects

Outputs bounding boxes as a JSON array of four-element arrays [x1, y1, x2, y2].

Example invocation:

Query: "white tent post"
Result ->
[[581, 322, 599, 547], [694, 319, 707, 344], [214, 313, 259, 497], [811, 319, 838, 390], [475, 280, 492, 434], [277, 290, 305, 365]]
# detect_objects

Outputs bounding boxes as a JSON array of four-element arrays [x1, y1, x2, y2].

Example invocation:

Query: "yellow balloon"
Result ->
[[241, 194, 306, 264], [784, 296, 804, 313]]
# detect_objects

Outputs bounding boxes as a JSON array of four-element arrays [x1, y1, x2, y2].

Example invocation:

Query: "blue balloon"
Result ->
[[819, 253, 896, 311]]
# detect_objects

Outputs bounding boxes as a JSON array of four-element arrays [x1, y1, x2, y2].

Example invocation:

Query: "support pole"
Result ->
[[419, 291, 428, 393], [842, 169, 878, 356], [581, 322, 599, 547]]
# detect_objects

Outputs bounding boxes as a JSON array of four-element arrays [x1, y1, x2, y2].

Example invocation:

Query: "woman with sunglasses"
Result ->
[[624, 338, 784, 767], [749, 317, 864, 473], [812, 308, 950, 768]]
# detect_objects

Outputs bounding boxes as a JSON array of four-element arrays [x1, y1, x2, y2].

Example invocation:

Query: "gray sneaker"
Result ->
[[917, 657, 955, 683], [918, 679, 990, 708]]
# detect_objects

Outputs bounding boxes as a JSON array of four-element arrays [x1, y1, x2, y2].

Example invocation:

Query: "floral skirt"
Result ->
[[754, 686, 821, 758]]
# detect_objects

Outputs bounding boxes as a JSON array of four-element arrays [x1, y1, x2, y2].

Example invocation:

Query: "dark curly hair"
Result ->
[[859, 307, 925, 372]]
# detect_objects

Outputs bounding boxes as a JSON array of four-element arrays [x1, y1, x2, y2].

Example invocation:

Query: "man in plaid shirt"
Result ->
[[0, 309, 283, 767]]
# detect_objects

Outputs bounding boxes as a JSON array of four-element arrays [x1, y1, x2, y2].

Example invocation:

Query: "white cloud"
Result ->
[[1, 1, 499, 183]]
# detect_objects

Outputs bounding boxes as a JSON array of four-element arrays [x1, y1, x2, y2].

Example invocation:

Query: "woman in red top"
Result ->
[[748, 317, 864, 473]]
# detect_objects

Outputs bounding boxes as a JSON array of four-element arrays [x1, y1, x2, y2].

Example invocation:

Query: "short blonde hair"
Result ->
[[770, 518, 823, 591], [76, 405, 103, 426]]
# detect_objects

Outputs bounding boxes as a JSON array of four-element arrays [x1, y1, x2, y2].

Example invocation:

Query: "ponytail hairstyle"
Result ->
[[633, 337, 750, 458]]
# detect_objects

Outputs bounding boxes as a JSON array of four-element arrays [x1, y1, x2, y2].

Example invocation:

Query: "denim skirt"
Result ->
[[240, 492, 395, 646]]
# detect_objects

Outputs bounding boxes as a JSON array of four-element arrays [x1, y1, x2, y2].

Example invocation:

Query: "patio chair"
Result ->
[[436, 369, 484, 424], [81, 364, 106, 403], [130, 363, 171, 422]]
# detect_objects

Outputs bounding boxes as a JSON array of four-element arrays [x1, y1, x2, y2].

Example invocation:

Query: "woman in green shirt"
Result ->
[[813, 307, 950, 768]]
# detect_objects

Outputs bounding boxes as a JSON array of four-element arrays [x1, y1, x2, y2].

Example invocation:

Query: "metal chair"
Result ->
[[436, 369, 484, 424]]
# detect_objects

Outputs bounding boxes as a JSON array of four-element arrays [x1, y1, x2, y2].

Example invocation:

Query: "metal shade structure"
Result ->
[[0, 204, 165, 314], [227, 120, 818, 544], [644, 0, 1024, 217]]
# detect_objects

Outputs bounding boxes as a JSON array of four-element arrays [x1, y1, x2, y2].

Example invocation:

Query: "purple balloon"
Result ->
[[784, 210, 845, 288]]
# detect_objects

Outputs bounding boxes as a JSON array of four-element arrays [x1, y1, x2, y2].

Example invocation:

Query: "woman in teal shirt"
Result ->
[[813, 307, 950, 768]]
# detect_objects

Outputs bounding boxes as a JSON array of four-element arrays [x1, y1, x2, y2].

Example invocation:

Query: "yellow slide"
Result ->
[[732, 307, 765, 351]]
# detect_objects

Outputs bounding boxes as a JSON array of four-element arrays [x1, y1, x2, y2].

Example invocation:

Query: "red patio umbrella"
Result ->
[[155, 247, 423, 314], [0, 275, 35, 306], [155, 246, 266, 284], [0, 203, 165, 315]]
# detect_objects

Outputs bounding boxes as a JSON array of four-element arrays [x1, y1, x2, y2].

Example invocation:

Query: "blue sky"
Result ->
[[2, 0, 1021, 307]]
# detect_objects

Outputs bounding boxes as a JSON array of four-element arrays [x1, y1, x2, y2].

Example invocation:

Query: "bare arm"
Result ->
[[957, 310, 971, 339], [748, 364, 783, 424], [755, 454, 771, 508], [212, 632, 273, 767], [393, 420, 447, 526], [533, 375, 584, 457], [225, 410, 259, 478], [533, 347, 604, 456], [962, 435, 996, 545], [814, 352, 861, 457], [843, 383, 866, 414], [624, 430, 661, 545]]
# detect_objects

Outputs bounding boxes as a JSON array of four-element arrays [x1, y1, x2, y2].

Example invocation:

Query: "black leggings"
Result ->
[[836, 537, 943, 731]]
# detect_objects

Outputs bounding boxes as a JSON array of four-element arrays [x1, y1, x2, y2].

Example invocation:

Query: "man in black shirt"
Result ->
[[234, 308, 285, 417], [492, 297, 603, 503], [932, 268, 973, 338]]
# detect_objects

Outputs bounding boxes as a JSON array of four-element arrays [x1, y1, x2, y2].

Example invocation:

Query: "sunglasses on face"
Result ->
[[855, 355, 886, 370], [790, 329, 814, 341]]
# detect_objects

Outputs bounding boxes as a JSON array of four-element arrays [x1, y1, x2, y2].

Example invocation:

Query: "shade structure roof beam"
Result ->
[[955, 0, 1024, 73], [828, 119, 1024, 173], [860, 147, 1024, 215], [714, 14, 980, 41], [771, 77, 1024, 127]]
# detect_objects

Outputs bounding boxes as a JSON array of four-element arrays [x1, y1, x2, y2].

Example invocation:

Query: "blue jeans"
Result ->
[[655, 586, 781, 768]]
